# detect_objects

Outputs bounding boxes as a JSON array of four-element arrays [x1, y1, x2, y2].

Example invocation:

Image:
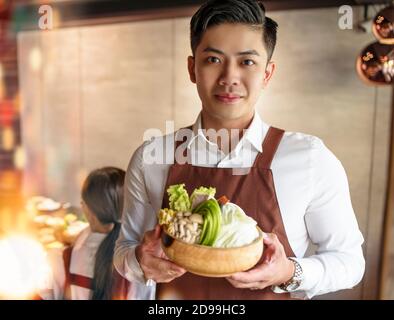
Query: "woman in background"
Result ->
[[40, 167, 130, 300]]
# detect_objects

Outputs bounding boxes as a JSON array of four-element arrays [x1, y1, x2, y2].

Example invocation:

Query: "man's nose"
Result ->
[[218, 62, 240, 86]]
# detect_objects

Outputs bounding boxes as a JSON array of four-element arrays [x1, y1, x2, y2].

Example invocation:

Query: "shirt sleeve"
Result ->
[[293, 137, 365, 298], [114, 141, 157, 299]]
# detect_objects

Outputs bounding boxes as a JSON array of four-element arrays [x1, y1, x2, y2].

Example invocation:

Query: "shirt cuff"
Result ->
[[294, 257, 324, 293], [271, 285, 308, 299], [271, 257, 323, 299], [125, 245, 146, 284]]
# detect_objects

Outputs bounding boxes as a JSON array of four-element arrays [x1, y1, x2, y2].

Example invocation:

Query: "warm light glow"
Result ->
[[0, 82, 4, 100], [0, 235, 51, 299], [0, 171, 19, 192], [0, 0, 7, 11], [13, 93, 21, 113], [29, 47, 42, 72], [14, 145, 26, 169], [2, 126, 15, 151], [52, 8, 62, 29]]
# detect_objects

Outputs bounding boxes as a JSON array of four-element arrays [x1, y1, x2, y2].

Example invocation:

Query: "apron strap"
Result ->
[[255, 127, 285, 169], [174, 125, 194, 164], [63, 246, 94, 299], [69, 274, 94, 290], [111, 270, 130, 300], [63, 246, 73, 300]]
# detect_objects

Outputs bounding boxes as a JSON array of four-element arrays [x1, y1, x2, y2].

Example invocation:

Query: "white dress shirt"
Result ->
[[114, 112, 365, 299], [40, 227, 133, 300]]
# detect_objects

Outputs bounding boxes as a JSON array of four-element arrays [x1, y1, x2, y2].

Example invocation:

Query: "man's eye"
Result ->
[[207, 56, 221, 64], [242, 59, 255, 66]]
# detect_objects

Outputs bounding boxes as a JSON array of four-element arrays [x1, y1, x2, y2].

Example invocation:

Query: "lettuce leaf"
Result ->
[[213, 202, 259, 248], [190, 186, 216, 210], [167, 184, 191, 212]]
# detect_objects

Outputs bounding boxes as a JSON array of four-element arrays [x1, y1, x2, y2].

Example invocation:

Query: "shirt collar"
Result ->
[[186, 112, 267, 153], [242, 112, 266, 153], [185, 113, 209, 149]]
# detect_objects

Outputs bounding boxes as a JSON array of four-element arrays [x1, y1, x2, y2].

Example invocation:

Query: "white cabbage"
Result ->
[[213, 202, 259, 248]]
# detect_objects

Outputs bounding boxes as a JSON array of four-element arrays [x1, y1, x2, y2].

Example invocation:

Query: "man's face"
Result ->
[[188, 23, 275, 123]]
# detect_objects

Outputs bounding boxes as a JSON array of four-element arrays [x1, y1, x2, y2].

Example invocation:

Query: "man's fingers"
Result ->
[[143, 229, 154, 243], [228, 265, 268, 283], [153, 224, 162, 238], [144, 224, 162, 243], [226, 277, 269, 290], [262, 232, 284, 263], [228, 270, 260, 283], [156, 257, 186, 274], [144, 255, 186, 280], [263, 232, 279, 246]]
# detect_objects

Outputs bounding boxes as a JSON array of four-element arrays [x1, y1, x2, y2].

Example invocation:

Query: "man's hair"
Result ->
[[190, 0, 278, 62]]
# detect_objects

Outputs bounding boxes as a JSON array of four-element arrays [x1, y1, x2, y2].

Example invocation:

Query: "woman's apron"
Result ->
[[62, 246, 129, 300], [156, 126, 295, 300]]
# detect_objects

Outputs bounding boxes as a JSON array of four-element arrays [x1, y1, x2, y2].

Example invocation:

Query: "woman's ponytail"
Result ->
[[81, 167, 125, 300], [92, 222, 121, 300]]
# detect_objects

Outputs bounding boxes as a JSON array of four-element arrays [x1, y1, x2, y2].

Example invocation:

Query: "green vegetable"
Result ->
[[199, 207, 211, 245], [200, 212, 209, 244], [213, 202, 259, 248], [167, 184, 191, 212], [190, 186, 216, 210], [193, 198, 221, 246]]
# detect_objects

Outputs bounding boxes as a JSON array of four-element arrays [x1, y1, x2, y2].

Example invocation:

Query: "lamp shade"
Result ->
[[372, 6, 394, 44], [356, 41, 394, 85]]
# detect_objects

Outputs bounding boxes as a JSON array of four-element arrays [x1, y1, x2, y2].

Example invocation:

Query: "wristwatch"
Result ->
[[278, 258, 303, 292]]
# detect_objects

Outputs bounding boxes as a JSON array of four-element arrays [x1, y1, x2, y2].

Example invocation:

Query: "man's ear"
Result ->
[[263, 61, 275, 87], [188, 56, 196, 83]]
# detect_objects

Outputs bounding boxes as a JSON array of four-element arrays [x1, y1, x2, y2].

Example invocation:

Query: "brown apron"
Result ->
[[156, 126, 296, 300], [62, 246, 129, 300]]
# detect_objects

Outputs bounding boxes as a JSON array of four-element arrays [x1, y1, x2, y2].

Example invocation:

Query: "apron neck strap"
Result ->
[[255, 127, 285, 169], [63, 245, 94, 298], [174, 125, 193, 164], [62, 246, 73, 300], [175, 125, 193, 149]]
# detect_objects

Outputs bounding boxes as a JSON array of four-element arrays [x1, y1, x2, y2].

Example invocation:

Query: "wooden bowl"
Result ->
[[161, 227, 264, 277]]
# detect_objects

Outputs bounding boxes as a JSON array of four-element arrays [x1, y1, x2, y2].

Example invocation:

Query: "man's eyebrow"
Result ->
[[202, 47, 260, 56], [237, 49, 260, 56], [203, 47, 225, 55]]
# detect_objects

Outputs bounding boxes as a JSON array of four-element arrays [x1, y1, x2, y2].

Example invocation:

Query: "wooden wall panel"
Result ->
[[18, 31, 46, 198], [80, 21, 174, 172], [173, 18, 200, 129], [40, 29, 81, 205]]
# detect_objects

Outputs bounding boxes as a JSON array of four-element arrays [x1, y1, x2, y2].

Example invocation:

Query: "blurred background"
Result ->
[[0, 0, 394, 300]]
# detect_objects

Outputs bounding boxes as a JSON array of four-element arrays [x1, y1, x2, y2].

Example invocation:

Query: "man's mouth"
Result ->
[[214, 94, 243, 104]]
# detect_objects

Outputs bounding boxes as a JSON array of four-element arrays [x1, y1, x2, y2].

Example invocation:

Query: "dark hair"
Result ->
[[190, 0, 278, 62], [81, 166, 126, 300]]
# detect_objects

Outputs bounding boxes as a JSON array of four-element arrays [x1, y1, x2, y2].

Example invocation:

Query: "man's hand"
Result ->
[[136, 224, 186, 283], [226, 232, 295, 290]]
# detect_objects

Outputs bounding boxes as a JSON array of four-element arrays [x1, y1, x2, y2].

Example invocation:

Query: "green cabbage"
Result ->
[[167, 184, 191, 212], [190, 186, 216, 210]]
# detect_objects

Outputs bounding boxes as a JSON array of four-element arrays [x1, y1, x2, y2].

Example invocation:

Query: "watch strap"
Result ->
[[278, 258, 303, 292]]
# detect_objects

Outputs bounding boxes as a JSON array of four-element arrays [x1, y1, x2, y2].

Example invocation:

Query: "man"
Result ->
[[114, 0, 365, 300]]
